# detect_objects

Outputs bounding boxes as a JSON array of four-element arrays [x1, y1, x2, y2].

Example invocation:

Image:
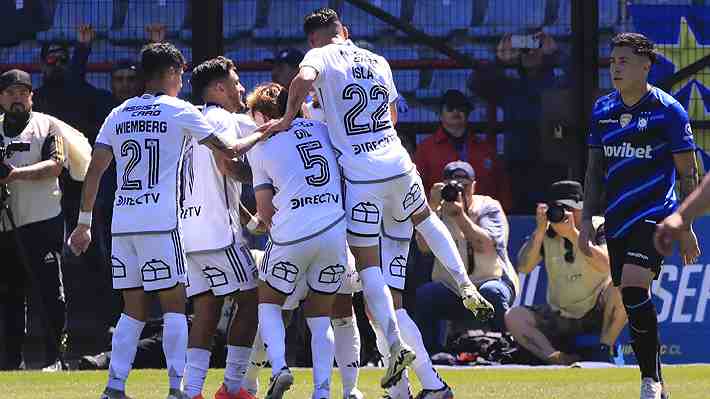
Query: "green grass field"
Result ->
[[1, 366, 709, 399]]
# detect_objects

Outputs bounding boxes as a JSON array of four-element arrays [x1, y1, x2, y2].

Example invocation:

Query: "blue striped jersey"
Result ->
[[587, 86, 695, 239]]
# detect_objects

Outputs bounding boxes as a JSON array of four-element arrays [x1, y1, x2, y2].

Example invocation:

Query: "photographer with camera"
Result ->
[[505, 180, 626, 365], [0, 69, 91, 370], [414, 161, 519, 355]]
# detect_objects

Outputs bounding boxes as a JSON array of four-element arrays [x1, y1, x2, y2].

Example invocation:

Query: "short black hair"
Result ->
[[303, 7, 340, 35], [611, 32, 657, 64], [140, 42, 185, 81], [190, 56, 236, 100]]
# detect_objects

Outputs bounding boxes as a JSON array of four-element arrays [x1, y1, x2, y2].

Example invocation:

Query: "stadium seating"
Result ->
[[411, 0, 474, 37], [543, 0, 571, 36], [87, 40, 140, 64], [470, 0, 547, 36], [223, 0, 258, 40], [240, 71, 273, 93], [109, 0, 187, 43], [339, 0, 401, 39], [224, 45, 275, 66], [416, 69, 471, 99], [253, 0, 329, 40], [0, 41, 41, 64], [36, 0, 113, 42], [599, 0, 619, 29], [397, 101, 439, 122], [599, 68, 612, 90]]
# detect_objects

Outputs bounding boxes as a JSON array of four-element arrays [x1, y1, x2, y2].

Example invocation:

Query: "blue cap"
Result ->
[[443, 161, 475, 181]]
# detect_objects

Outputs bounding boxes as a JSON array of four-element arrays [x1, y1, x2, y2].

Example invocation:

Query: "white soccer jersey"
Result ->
[[181, 105, 244, 253], [95, 93, 215, 235], [300, 40, 413, 182], [234, 112, 257, 138], [247, 118, 344, 244]]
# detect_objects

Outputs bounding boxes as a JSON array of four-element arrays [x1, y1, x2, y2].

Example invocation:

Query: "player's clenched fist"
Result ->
[[68, 224, 92, 255]]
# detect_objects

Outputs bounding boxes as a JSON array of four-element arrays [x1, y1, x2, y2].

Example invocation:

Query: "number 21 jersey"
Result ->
[[96, 93, 216, 235], [300, 41, 413, 183]]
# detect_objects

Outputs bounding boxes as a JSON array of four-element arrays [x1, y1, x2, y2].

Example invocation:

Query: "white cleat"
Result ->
[[344, 388, 365, 399], [459, 283, 494, 320], [380, 341, 416, 389], [166, 388, 191, 399], [640, 378, 662, 399], [266, 367, 294, 399]]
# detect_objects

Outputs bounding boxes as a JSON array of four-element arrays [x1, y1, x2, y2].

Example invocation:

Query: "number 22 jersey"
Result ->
[[95, 93, 216, 235]]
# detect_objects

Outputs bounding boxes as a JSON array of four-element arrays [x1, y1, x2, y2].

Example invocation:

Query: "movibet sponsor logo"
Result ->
[[603, 142, 653, 159]]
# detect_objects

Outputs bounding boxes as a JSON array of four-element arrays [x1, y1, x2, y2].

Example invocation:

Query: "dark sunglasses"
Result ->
[[444, 104, 470, 113], [45, 53, 69, 65]]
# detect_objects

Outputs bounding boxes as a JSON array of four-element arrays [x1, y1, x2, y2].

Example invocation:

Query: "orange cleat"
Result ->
[[214, 384, 256, 399]]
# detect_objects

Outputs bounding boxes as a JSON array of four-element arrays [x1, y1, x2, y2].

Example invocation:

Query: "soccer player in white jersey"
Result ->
[[258, 7, 493, 392], [68, 43, 257, 399], [246, 82, 347, 399], [179, 57, 264, 399]]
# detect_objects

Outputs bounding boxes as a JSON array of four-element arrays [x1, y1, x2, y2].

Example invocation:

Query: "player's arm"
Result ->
[[673, 151, 699, 205], [579, 147, 605, 256], [1, 135, 63, 183], [677, 173, 710, 224], [254, 187, 275, 228], [258, 67, 317, 136], [217, 156, 252, 183], [68, 146, 113, 255], [389, 102, 398, 126], [517, 231, 544, 274]]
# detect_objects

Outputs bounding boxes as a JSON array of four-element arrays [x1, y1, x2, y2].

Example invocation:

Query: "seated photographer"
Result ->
[[505, 180, 627, 365], [415, 161, 519, 355]]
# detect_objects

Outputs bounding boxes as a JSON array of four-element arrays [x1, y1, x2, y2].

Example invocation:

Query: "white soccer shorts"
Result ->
[[185, 241, 258, 298], [260, 220, 347, 297], [111, 230, 186, 292], [345, 167, 425, 248]]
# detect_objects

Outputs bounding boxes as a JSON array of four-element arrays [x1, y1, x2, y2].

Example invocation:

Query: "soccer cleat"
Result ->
[[414, 384, 454, 399], [344, 388, 365, 399], [380, 341, 417, 389], [459, 283, 494, 320], [167, 389, 192, 399], [640, 378, 662, 399], [383, 392, 413, 399], [191, 395, 205, 399], [214, 384, 256, 399], [265, 367, 294, 399], [99, 387, 133, 399]]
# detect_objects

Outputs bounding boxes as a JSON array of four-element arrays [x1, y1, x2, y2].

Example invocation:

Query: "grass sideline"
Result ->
[[1, 365, 709, 399]]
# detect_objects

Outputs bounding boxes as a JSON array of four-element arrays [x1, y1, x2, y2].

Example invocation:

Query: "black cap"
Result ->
[[0, 69, 33, 92], [41, 42, 69, 60], [443, 161, 476, 181], [265, 49, 305, 67], [440, 89, 471, 110], [549, 180, 583, 209], [111, 59, 138, 74]]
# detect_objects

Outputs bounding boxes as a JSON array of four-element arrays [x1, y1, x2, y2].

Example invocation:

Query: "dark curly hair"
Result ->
[[611, 32, 657, 64], [190, 56, 236, 100], [140, 42, 186, 81], [303, 7, 340, 35]]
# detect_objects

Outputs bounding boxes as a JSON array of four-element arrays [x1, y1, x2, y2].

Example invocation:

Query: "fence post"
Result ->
[[192, 0, 223, 67]]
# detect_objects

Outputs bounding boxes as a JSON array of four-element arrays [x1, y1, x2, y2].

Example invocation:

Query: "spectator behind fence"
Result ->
[[470, 32, 567, 214], [415, 161, 519, 355], [414, 90, 512, 212], [266, 48, 304, 88], [505, 181, 627, 365], [0, 70, 90, 370]]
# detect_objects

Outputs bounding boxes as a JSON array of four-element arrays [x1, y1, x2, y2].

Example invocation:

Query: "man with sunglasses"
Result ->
[[414, 90, 512, 211], [506, 180, 627, 365], [414, 161, 519, 356]]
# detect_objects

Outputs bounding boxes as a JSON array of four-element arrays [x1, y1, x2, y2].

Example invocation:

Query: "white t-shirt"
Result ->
[[181, 105, 244, 253], [247, 118, 344, 245], [95, 93, 215, 235], [300, 41, 413, 183]]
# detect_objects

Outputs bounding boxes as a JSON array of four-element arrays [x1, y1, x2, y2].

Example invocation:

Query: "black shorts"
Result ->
[[606, 219, 664, 286]]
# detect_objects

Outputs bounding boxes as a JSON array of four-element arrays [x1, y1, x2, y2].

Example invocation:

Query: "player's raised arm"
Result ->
[[256, 66, 318, 138]]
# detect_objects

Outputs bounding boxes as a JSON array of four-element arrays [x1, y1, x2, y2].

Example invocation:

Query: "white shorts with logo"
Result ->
[[260, 219, 347, 297], [282, 245, 360, 311], [111, 230, 186, 292], [345, 167, 425, 248], [185, 240, 258, 298]]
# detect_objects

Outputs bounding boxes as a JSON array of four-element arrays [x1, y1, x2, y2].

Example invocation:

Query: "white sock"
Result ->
[[183, 348, 211, 397], [372, 319, 411, 398], [415, 214, 470, 288], [332, 316, 360, 395], [244, 328, 265, 396], [306, 316, 335, 397], [360, 267, 402, 347], [396, 309, 445, 390], [258, 303, 287, 374], [106, 313, 145, 392], [163, 312, 188, 390], [224, 345, 251, 394]]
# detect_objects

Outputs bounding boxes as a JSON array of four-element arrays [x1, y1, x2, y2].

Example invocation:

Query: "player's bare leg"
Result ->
[[504, 307, 579, 365], [257, 281, 293, 399], [304, 291, 337, 399], [411, 207, 493, 318], [100, 288, 150, 399], [157, 285, 189, 399], [351, 245, 415, 388], [331, 294, 363, 399]]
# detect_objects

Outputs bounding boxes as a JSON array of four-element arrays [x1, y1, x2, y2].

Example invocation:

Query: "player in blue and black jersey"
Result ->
[[579, 33, 700, 399]]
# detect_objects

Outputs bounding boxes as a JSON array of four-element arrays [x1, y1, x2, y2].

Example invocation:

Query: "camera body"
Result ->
[[546, 203, 567, 224], [441, 180, 465, 202], [0, 141, 31, 178]]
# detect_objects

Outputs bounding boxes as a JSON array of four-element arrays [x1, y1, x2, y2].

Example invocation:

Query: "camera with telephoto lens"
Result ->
[[441, 180, 465, 202], [0, 141, 31, 179], [546, 203, 568, 224]]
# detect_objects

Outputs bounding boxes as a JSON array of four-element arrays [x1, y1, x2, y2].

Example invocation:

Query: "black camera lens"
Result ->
[[546, 204, 567, 223], [441, 181, 465, 202]]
